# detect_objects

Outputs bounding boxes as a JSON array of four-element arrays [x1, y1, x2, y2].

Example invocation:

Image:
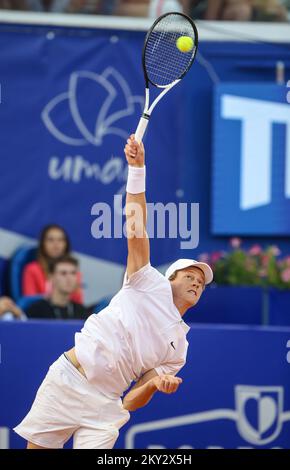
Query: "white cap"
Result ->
[[165, 259, 213, 285]]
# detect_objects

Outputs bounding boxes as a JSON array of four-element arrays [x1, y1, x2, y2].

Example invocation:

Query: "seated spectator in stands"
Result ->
[[26, 256, 87, 320], [98, 0, 117, 14], [1, 0, 288, 19], [252, 0, 288, 21], [22, 224, 83, 304], [221, 0, 287, 21], [185, 0, 288, 21], [79, 0, 118, 15], [114, 0, 149, 17], [184, 0, 253, 20], [25, 0, 86, 13], [0, 296, 26, 321], [115, 0, 184, 17], [0, 0, 27, 9], [25, 0, 115, 14], [220, 0, 253, 20]]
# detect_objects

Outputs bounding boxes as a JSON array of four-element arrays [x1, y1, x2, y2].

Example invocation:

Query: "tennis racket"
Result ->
[[135, 12, 198, 143]]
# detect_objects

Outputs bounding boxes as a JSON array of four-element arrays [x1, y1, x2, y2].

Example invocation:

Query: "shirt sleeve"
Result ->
[[123, 263, 167, 293], [154, 358, 186, 377]]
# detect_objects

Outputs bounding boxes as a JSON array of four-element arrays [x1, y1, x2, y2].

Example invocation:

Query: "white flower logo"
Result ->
[[41, 67, 143, 146]]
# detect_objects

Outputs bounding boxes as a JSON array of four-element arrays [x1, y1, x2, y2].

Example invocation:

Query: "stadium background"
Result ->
[[0, 2, 290, 449]]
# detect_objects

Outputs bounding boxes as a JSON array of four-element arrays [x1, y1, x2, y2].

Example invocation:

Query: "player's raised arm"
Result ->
[[124, 135, 150, 278]]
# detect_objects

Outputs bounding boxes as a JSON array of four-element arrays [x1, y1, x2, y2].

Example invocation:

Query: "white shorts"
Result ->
[[14, 354, 130, 449]]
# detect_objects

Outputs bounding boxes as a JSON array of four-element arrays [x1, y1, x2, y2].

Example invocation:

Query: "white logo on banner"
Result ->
[[41, 68, 143, 185], [235, 385, 283, 445], [221, 95, 290, 210], [125, 385, 290, 448], [42, 67, 143, 146]]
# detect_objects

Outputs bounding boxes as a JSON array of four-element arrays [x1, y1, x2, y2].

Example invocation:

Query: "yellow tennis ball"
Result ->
[[176, 36, 194, 53]]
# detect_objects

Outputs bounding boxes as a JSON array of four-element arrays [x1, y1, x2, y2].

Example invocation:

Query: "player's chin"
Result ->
[[187, 294, 199, 307]]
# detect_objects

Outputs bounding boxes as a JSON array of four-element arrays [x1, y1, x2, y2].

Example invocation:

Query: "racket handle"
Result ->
[[135, 116, 149, 143]]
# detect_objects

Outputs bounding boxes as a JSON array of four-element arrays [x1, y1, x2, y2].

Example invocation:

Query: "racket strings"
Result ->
[[146, 32, 194, 85], [145, 14, 196, 87], [146, 55, 187, 83]]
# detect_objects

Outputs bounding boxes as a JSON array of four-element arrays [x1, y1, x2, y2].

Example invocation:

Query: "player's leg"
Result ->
[[75, 384, 130, 449], [27, 441, 50, 449], [73, 426, 119, 449], [14, 355, 80, 449]]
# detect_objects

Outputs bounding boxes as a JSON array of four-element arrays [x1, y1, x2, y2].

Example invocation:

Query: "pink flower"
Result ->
[[249, 245, 262, 256], [284, 256, 290, 266], [268, 245, 281, 257], [281, 268, 290, 283], [211, 252, 223, 263], [198, 253, 210, 263], [261, 255, 270, 267], [230, 237, 242, 249]]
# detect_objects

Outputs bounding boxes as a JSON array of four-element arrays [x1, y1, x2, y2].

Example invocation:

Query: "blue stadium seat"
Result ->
[[9, 246, 37, 302]]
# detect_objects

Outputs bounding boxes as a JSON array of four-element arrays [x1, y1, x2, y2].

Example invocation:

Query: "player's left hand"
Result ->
[[152, 375, 182, 394]]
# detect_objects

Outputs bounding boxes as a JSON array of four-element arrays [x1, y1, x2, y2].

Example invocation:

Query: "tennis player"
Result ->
[[14, 135, 213, 449]]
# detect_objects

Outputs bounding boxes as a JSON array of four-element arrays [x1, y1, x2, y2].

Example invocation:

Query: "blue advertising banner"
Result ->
[[1, 25, 290, 303], [213, 83, 290, 235], [1, 321, 290, 449], [0, 25, 191, 271]]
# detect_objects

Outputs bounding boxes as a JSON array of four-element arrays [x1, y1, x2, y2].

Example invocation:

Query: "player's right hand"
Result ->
[[151, 375, 182, 394], [124, 134, 145, 168]]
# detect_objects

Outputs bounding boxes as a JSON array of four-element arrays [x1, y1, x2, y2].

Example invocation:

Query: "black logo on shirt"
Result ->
[[170, 341, 176, 350]]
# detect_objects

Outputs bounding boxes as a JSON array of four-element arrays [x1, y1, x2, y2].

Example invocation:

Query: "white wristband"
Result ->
[[126, 165, 146, 194]]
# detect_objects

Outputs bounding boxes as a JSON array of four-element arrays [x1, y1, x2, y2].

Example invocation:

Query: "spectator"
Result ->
[[115, 0, 184, 17], [25, 0, 86, 13], [0, 296, 26, 321], [183, 0, 252, 20], [184, 0, 288, 21], [26, 256, 87, 319], [25, 0, 116, 14], [70, 0, 116, 15], [221, 0, 254, 20], [22, 224, 83, 304], [1, 0, 288, 19], [95, 0, 118, 14], [115, 0, 149, 16], [252, 0, 288, 21], [0, 0, 27, 9], [148, 0, 183, 17]]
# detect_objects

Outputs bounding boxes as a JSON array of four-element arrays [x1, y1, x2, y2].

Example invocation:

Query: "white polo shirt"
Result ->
[[75, 263, 190, 399]]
